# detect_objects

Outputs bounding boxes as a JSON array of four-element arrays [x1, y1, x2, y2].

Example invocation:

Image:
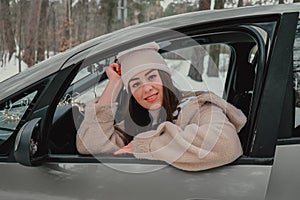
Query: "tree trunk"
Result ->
[[23, 0, 42, 67], [101, 0, 118, 33], [73, 0, 88, 43], [199, 0, 211, 10], [82, 0, 89, 42], [189, 0, 211, 80], [203, 1, 224, 77], [237, 0, 244, 7], [0, 0, 16, 61], [214, 0, 224, 9], [60, 0, 72, 52], [37, 0, 49, 62], [18, 0, 24, 72], [0, 26, 4, 68], [48, 2, 57, 55], [86, 0, 99, 40], [207, 45, 220, 77], [188, 46, 205, 81]]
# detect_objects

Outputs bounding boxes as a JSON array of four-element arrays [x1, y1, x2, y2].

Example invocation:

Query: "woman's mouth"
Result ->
[[144, 93, 158, 103]]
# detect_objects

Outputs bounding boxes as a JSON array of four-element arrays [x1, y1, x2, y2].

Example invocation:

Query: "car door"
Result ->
[[0, 10, 297, 200], [265, 16, 300, 200]]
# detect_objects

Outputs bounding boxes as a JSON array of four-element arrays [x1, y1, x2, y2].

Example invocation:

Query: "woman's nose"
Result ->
[[142, 83, 153, 92]]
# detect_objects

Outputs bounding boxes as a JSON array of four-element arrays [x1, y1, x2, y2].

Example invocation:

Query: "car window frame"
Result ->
[[45, 23, 277, 166]]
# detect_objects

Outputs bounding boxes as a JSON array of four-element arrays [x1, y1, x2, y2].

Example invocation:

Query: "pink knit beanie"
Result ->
[[117, 42, 171, 90]]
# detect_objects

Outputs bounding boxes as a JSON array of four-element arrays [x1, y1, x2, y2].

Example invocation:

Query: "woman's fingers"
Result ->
[[111, 63, 121, 75], [106, 63, 121, 78], [113, 142, 133, 155]]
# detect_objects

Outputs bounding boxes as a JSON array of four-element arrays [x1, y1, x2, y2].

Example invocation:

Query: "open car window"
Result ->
[[50, 23, 269, 160]]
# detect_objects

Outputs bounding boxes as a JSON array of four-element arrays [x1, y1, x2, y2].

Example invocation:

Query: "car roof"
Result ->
[[0, 3, 299, 99]]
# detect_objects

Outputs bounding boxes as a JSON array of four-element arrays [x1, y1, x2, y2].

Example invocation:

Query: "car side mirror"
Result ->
[[14, 118, 45, 166]]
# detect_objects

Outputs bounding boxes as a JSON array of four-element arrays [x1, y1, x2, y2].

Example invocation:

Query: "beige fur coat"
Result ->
[[76, 91, 247, 171]]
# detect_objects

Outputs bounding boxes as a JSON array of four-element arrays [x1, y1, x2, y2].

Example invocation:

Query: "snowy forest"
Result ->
[[0, 0, 298, 70]]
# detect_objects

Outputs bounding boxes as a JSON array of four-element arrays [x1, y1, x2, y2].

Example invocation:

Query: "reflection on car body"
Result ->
[[0, 4, 300, 200]]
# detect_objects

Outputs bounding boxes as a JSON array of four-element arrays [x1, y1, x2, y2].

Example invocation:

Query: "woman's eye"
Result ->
[[148, 74, 157, 81], [132, 82, 140, 88]]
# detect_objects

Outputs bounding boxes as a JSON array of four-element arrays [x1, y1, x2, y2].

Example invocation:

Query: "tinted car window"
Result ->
[[0, 91, 38, 145], [294, 19, 300, 133]]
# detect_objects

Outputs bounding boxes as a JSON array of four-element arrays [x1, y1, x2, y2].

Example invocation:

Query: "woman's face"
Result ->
[[128, 69, 163, 110]]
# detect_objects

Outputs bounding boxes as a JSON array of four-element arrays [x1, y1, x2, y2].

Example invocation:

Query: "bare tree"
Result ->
[[86, 0, 101, 40], [4, 0, 265, 69], [0, 25, 4, 68], [187, 0, 211, 81], [37, 0, 49, 62], [237, 0, 244, 7], [60, 0, 73, 52], [101, 0, 118, 33], [0, 0, 16, 61], [23, 0, 42, 67], [73, 0, 89, 43], [47, 1, 58, 56], [199, 0, 211, 10], [205, 0, 225, 77], [214, 0, 225, 9], [188, 46, 205, 81], [147, 0, 163, 21], [17, 0, 24, 72]]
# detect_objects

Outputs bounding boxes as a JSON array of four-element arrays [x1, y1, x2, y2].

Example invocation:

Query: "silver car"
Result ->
[[0, 4, 300, 200]]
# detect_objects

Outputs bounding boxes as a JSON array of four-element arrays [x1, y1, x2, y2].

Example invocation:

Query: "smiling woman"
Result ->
[[76, 41, 247, 171]]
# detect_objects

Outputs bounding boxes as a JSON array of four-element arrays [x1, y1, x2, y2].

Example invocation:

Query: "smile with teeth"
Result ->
[[144, 92, 158, 102]]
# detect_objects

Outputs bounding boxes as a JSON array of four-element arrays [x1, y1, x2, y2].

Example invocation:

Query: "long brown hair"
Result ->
[[123, 70, 182, 139]]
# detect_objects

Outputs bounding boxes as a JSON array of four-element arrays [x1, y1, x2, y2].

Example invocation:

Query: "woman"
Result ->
[[76, 42, 247, 171]]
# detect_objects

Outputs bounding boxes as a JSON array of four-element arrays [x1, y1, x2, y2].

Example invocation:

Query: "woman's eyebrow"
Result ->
[[145, 69, 156, 76], [129, 77, 139, 84], [129, 69, 157, 84]]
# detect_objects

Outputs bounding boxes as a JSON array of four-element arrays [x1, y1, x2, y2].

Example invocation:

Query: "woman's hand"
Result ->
[[95, 63, 123, 104], [114, 141, 133, 155], [106, 63, 121, 81]]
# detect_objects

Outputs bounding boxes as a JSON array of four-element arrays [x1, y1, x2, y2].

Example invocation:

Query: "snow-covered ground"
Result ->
[[0, 54, 28, 82]]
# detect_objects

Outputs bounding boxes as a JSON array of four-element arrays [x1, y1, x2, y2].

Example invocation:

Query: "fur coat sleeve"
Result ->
[[133, 92, 247, 171], [76, 101, 126, 154]]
